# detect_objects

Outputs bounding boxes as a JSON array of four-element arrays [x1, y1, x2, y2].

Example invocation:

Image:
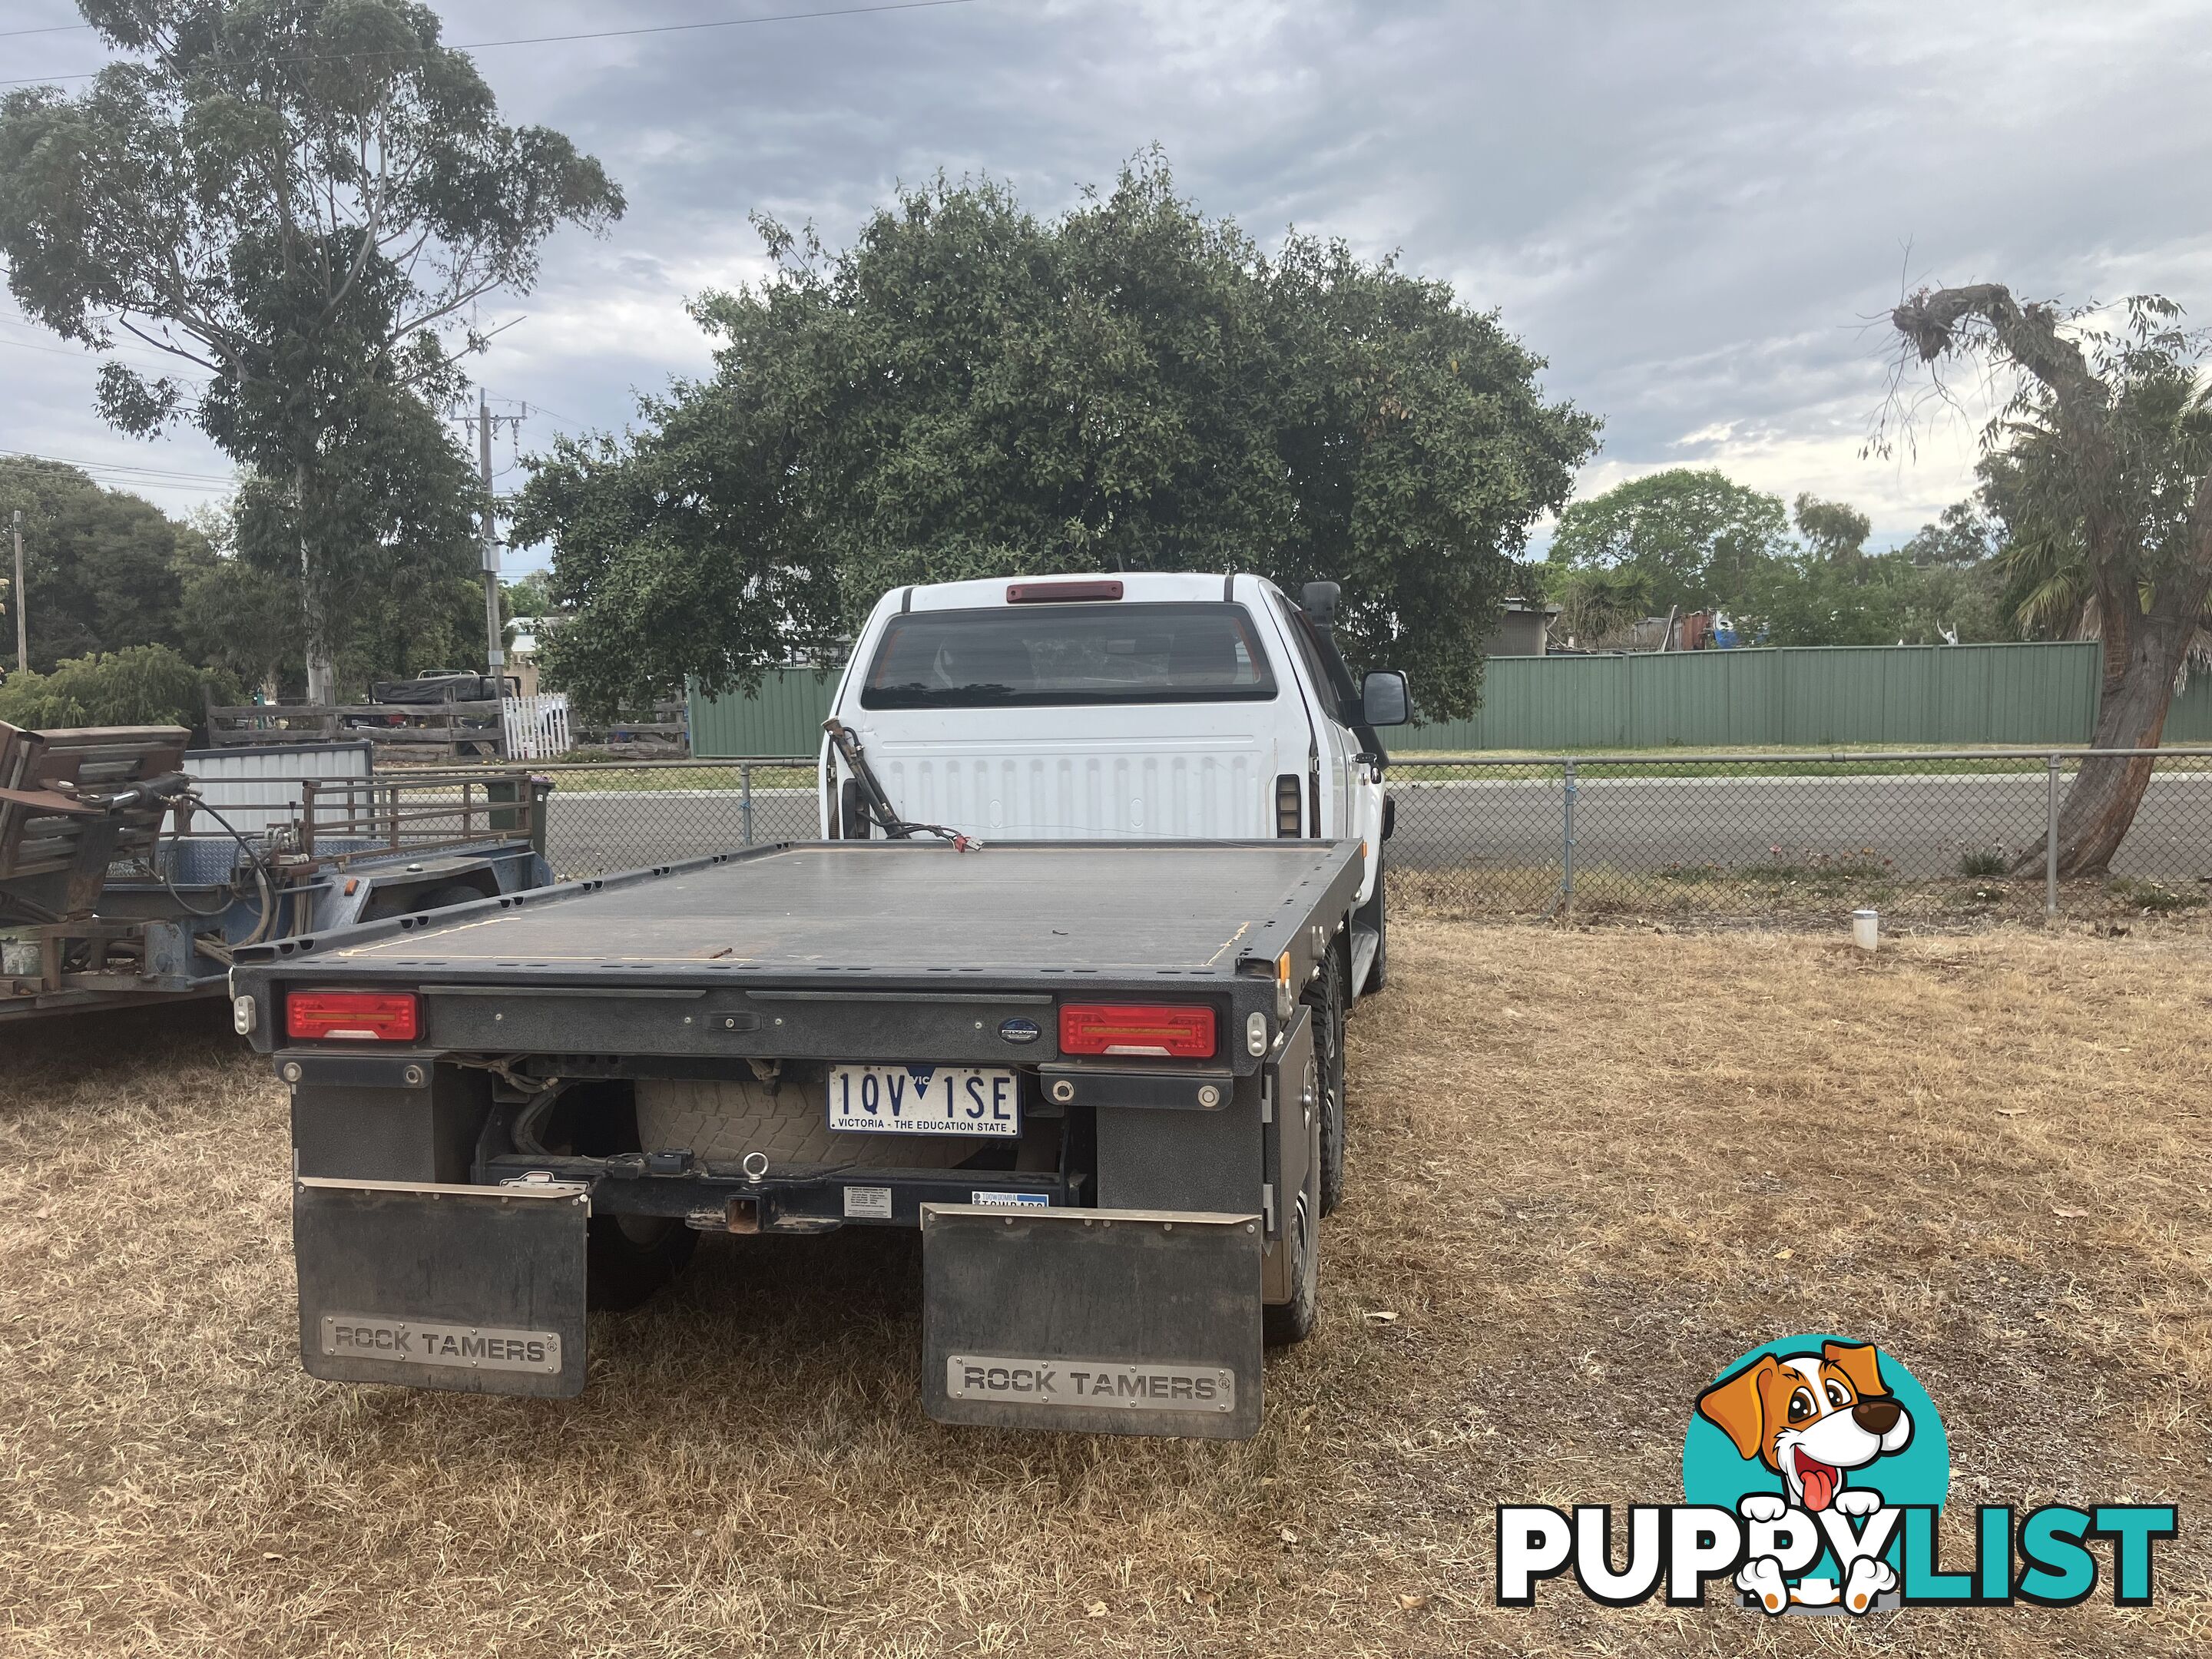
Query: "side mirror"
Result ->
[[1361, 670, 1410, 727]]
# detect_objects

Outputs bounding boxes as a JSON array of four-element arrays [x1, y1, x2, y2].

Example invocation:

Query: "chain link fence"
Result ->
[[1388, 749, 2212, 923], [516, 750, 2212, 926], [518, 760, 816, 879]]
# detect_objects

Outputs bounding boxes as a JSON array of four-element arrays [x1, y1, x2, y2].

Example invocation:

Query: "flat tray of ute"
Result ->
[[263, 841, 1360, 982]]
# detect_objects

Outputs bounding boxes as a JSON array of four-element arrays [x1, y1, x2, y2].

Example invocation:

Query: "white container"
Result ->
[[1851, 909, 1880, 952]]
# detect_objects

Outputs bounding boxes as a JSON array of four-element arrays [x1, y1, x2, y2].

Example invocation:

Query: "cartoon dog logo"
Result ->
[[1695, 1339, 1915, 1613]]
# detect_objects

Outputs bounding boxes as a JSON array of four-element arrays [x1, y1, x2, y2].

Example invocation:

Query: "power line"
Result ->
[[455, 0, 975, 51], [0, 19, 88, 40], [4, 306, 213, 363], [0, 328, 212, 382], [7, 308, 583, 427], [478, 387, 589, 428], [3, 472, 224, 496], [0, 0, 979, 87], [0, 447, 237, 485], [0, 333, 124, 363]]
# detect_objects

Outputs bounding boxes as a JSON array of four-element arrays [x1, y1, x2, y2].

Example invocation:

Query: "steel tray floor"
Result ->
[[320, 841, 1355, 976]]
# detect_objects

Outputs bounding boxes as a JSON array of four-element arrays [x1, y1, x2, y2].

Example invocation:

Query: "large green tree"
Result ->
[[174, 498, 489, 695], [517, 160, 1598, 718], [1887, 286, 2212, 873], [0, 0, 621, 701], [1544, 467, 1790, 616], [0, 454, 214, 671], [1545, 468, 2012, 647], [1740, 492, 2002, 647]]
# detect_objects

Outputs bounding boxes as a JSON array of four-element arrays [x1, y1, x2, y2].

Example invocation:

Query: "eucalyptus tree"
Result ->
[[0, 0, 621, 699], [1886, 286, 2212, 874]]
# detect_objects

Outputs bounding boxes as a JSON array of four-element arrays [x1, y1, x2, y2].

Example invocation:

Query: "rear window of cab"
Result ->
[[860, 603, 1280, 709]]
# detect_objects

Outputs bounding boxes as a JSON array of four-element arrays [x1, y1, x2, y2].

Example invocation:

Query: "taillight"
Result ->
[[1059, 1004, 1216, 1058], [286, 990, 419, 1042], [1276, 774, 1302, 836]]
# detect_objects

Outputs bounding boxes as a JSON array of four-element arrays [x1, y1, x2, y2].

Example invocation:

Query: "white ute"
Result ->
[[818, 571, 1411, 1217]]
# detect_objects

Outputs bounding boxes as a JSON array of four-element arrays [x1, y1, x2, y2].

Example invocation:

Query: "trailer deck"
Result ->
[[245, 839, 1359, 983], [231, 837, 1366, 1437]]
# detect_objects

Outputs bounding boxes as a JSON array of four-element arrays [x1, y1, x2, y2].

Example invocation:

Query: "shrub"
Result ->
[[2105, 877, 2205, 913], [0, 645, 237, 735], [1957, 846, 2009, 877]]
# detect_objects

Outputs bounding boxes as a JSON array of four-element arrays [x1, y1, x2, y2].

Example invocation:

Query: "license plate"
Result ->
[[829, 1064, 1021, 1137]]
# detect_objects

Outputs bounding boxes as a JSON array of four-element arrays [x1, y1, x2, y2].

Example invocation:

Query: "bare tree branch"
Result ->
[[116, 314, 218, 373]]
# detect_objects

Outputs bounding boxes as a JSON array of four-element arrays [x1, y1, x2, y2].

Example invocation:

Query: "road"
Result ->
[[542, 787, 820, 876], [535, 771, 2211, 882], [1386, 770, 2212, 879]]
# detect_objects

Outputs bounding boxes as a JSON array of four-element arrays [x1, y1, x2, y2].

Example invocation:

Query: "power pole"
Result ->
[[11, 508, 24, 674], [459, 390, 525, 683], [478, 387, 502, 680]]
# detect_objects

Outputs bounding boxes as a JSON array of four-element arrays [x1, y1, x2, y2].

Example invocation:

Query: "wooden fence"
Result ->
[[204, 691, 690, 760], [203, 690, 503, 760]]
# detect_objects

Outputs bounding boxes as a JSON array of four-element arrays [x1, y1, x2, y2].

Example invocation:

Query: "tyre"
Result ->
[[1263, 1147, 1320, 1346], [1304, 941, 1348, 1217], [586, 1213, 698, 1311]]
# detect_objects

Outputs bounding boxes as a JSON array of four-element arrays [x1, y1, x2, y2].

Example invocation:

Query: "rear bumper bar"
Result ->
[[480, 1152, 1084, 1232]]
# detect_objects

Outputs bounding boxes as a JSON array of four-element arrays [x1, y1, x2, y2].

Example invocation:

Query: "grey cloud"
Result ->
[[6, 0, 2209, 562]]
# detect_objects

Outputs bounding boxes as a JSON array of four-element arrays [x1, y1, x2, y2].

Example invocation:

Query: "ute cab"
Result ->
[[817, 572, 1409, 998]]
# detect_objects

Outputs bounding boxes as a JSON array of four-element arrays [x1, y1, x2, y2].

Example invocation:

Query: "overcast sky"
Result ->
[[5, 0, 2210, 571]]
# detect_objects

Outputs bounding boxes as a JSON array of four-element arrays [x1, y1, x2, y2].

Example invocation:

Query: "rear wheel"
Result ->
[[839, 779, 871, 838], [1304, 941, 1348, 1217], [587, 1214, 698, 1312], [1263, 1152, 1320, 1346]]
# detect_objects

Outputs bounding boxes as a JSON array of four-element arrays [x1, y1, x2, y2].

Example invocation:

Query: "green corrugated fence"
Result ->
[[687, 642, 2212, 757], [1403, 641, 2108, 750], [687, 666, 841, 757]]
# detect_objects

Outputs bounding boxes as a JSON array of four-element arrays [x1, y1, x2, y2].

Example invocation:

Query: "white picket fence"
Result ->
[[501, 693, 573, 760]]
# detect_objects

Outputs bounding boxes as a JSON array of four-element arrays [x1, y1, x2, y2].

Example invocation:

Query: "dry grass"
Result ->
[[3, 924, 2209, 1656], [1397, 862, 2212, 937]]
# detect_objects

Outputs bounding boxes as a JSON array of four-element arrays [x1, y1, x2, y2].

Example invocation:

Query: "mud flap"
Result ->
[[921, 1204, 1263, 1439], [294, 1176, 591, 1398]]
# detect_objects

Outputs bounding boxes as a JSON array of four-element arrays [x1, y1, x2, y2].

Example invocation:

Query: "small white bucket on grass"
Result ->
[[1851, 909, 1880, 952]]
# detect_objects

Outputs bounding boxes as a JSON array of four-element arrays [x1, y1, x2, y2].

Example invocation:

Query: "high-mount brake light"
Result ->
[[1006, 579, 1124, 604], [1058, 1003, 1216, 1059], [286, 990, 419, 1042]]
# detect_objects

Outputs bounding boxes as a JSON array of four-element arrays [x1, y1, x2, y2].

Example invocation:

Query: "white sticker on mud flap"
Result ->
[[945, 1354, 1236, 1412], [970, 1190, 1049, 1207], [843, 1185, 893, 1219], [319, 1314, 561, 1375]]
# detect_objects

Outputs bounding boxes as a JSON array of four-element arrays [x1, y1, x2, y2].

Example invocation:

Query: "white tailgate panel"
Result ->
[[875, 747, 1268, 840]]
